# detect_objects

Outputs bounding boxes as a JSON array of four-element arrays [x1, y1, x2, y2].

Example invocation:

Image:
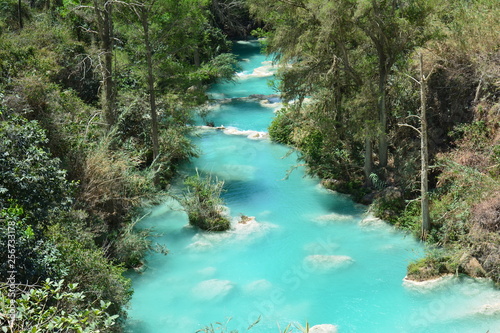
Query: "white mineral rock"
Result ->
[[309, 324, 338, 333]]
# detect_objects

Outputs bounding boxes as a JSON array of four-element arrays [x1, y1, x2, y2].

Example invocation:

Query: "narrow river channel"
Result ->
[[125, 40, 500, 333]]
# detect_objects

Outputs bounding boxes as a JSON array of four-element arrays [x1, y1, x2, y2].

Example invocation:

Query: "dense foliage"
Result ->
[[0, 279, 118, 332], [0, 0, 241, 330], [250, 0, 500, 283]]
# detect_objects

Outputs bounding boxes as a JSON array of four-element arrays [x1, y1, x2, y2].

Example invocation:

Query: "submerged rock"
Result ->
[[475, 302, 500, 316], [243, 279, 273, 296], [303, 241, 340, 253], [192, 279, 234, 301], [304, 255, 354, 272], [197, 267, 217, 276], [309, 324, 338, 333]]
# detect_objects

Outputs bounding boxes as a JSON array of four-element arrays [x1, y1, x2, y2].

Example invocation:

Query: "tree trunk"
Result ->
[[140, 8, 159, 166], [378, 59, 388, 168], [94, 0, 115, 129], [364, 136, 373, 186], [420, 53, 430, 240], [18, 0, 23, 29]]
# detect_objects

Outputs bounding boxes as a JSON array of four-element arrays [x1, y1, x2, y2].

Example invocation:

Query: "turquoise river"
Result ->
[[125, 40, 500, 333]]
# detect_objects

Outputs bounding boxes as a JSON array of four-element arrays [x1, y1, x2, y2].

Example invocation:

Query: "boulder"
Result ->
[[460, 253, 487, 278]]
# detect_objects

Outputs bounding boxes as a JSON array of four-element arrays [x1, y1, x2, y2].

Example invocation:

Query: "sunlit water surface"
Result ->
[[125, 40, 500, 333]]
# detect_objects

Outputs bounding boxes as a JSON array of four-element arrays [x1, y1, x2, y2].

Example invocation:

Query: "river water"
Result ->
[[125, 40, 500, 333]]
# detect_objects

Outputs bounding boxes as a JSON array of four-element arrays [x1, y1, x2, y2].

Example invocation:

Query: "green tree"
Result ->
[[69, 0, 117, 128], [249, 0, 433, 184], [128, 0, 160, 163], [249, 0, 374, 182], [354, 0, 432, 167], [93, 0, 116, 129]]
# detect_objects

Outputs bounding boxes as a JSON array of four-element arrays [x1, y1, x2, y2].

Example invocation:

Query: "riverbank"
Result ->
[[320, 132, 500, 286]]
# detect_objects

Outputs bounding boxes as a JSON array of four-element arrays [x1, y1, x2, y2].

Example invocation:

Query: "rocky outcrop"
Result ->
[[402, 274, 455, 292], [459, 253, 487, 278]]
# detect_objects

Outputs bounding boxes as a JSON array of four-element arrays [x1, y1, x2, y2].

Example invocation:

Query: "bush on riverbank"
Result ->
[[182, 173, 231, 231]]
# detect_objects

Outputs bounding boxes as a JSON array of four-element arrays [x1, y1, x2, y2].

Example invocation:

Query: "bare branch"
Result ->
[[398, 123, 422, 135], [404, 72, 421, 85]]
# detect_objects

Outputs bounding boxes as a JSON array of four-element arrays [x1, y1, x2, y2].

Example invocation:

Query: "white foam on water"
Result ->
[[186, 216, 278, 252], [197, 267, 217, 277], [358, 213, 389, 230], [222, 126, 269, 140], [236, 40, 258, 45], [260, 99, 283, 111], [309, 324, 338, 333], [236, 62, 277, 79], [311, 212, 356, 225], [194, 125, 269, 140]]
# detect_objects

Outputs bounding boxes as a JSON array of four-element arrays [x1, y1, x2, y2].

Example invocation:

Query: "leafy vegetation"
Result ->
[[0, 279, 118, 332], [0, 0, 242, 329], [182, 172, 231, 231], [250, 0, 500, 283]]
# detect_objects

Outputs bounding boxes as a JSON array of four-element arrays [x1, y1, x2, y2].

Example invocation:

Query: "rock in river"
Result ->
[[192, 279, 234, 301], [304, 255, 354, 272], [310, 324, 338, 333]]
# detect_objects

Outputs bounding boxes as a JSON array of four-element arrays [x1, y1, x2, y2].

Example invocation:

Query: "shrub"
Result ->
[[0, 279, 118, 332], [181, 172, 230, 231], [0, 206, 66, 284], [269, 108, 294, 145], [78, 140, 156, 229], [407, 250, 457, 281], [372, 186, 406, 225], [46, 220, 132, 317], [0, 114, 74, 221]]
